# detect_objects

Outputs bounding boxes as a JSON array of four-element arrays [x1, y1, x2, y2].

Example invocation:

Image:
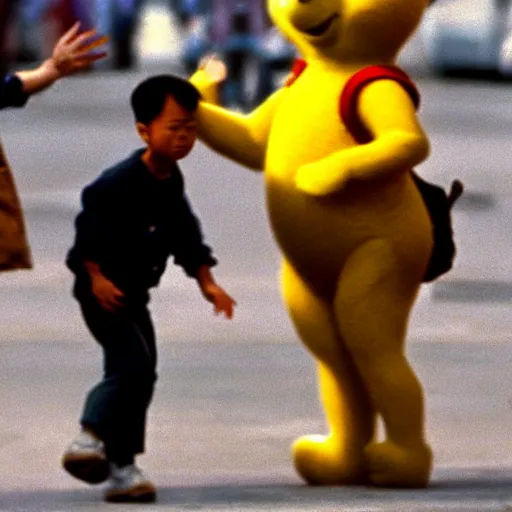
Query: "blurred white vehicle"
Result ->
[[421, 0, 512, 76]]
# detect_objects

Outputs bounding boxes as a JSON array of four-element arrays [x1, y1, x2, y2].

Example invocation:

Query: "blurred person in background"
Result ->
[[94, 0, 143, 69], [5, 0, 95, 66], [0, 0, 21, 75], [16, 0, 54, 63], [48, 0, 77, 35], [48, 0, 94, 45], [173, 0, 210, 27], [179, 0, 212, 74], [210, 0, 265, 109], [207, 0, 295, 109], [253, 18, 296, 106], [92, 0, 212, 71], [1, 0, 101, 72]]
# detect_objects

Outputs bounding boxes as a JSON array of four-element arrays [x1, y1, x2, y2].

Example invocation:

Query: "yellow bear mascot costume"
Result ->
[[191, 0, 433, 488]]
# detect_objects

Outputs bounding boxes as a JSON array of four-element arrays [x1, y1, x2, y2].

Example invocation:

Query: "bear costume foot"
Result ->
[[365, 440, 432, 488], [292, 434, 367, 485]]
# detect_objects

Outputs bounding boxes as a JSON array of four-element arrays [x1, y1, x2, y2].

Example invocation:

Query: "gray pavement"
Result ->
[[1, 341, 512, 511], [1, 55, 512, 509]]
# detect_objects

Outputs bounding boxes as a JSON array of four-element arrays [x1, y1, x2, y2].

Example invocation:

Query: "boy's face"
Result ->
[[138, 94, 197, 161]]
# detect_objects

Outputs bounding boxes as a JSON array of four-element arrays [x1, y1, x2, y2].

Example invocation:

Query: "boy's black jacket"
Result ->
[[67, 149, 217, 293]]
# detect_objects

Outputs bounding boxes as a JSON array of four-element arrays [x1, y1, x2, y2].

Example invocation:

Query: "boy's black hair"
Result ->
[[130, 75, 201, 125]]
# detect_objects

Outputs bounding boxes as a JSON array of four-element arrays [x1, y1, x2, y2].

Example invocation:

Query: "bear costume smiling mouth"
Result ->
[[303, 13, 340, 37]]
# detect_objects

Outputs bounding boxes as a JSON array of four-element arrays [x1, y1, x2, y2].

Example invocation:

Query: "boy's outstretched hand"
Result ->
[[201, 283, 237, 319], [51, 21, 108, 76]]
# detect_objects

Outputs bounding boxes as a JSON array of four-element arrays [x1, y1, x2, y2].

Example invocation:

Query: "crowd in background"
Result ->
[[0, 0, 297, 109]]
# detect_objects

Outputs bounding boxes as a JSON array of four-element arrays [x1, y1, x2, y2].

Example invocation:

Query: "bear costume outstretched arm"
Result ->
[[295, 79, 430, 196], [192, 89, 285, 171]]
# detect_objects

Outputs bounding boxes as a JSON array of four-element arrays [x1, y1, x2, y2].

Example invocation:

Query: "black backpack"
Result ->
[[412, 174, 463, 282]]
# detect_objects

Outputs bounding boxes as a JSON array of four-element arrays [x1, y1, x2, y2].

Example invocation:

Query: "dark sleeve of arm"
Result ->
[[172, 196, 218, 278], [67, 183, 115, 268], [0, 74, 29, 109]]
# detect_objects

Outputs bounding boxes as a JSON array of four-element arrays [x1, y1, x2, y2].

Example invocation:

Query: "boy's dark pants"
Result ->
[[75, 286, 157, 466]]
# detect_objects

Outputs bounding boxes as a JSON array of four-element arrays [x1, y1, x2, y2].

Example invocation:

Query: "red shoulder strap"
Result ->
[[339, 65, 420, 144], [285, 58, 307, 87]]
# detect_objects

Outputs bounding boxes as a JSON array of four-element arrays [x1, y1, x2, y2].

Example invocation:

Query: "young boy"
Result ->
[[0, 22, 107, 272], [62, 75, 236, 503]]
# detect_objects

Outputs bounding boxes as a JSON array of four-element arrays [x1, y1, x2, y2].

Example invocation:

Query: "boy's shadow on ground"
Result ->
[[3, 469, 512, 509]]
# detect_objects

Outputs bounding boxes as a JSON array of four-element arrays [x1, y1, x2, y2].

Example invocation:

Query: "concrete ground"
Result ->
[[1, 341, 512, 511]]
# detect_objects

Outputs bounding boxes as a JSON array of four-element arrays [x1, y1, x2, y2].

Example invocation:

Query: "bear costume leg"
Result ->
[[281, 259, 375, 485], [333, 239, 432, 488]]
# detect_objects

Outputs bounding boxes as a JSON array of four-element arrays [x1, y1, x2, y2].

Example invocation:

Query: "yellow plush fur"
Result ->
[[190, 0, 433, 488]]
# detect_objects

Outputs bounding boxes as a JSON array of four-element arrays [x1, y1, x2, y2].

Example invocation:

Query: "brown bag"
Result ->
[[0, 140, 32, 271]]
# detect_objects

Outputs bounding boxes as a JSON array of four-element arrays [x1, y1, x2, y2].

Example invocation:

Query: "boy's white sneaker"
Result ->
[[61, 430, 109, 484], [104, 464, 156, 503]]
